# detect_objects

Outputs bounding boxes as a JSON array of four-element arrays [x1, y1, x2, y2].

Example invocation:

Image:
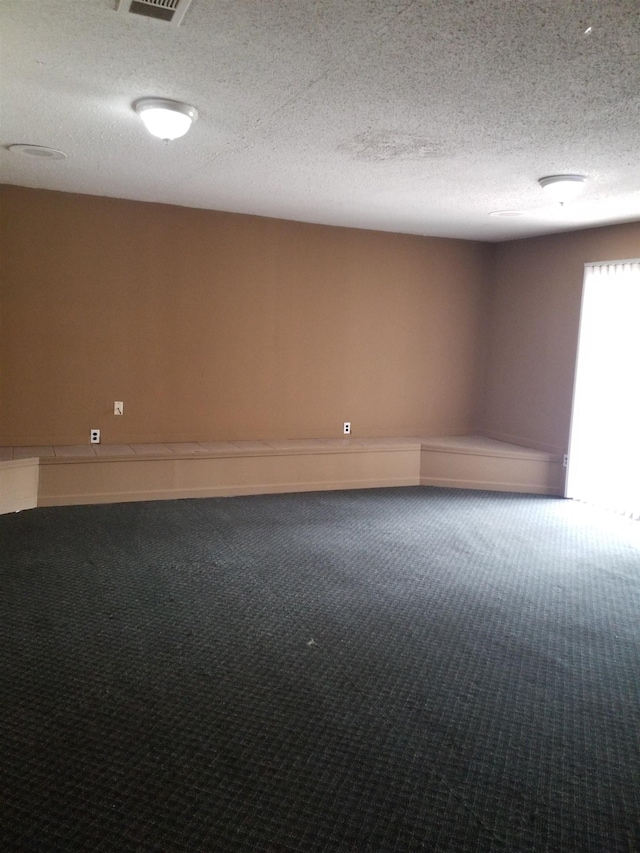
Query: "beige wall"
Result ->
[[3, 186, 638, 453], [0, 186, 489, 446], [480, 222, 640, 455]]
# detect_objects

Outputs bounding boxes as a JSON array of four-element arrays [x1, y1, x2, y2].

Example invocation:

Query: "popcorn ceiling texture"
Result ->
[[0, 0, 639, 240]]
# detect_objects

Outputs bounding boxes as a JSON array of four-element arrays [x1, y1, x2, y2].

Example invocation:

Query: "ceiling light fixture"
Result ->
[[538, 174, 587, 204], [489, 210, 525, 218], [134, 98, 197, 141], [8, 144, 67, 159]]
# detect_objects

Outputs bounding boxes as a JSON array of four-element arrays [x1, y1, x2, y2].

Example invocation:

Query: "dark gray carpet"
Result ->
[[1, 487, 639, 852]]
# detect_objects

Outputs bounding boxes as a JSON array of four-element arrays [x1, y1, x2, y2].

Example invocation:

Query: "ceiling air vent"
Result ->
[[117, 0, 193, 26]]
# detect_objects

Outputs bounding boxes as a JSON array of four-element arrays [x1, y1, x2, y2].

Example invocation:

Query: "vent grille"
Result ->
[[117, 0, 193, 25]]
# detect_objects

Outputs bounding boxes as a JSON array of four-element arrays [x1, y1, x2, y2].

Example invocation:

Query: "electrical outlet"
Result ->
[[90, 429, 101, 444], [563, 454, 568, 468], [114, 401, 123, 416], [343, 422, 351, 435]]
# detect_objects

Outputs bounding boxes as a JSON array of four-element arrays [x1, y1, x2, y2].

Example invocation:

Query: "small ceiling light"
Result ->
[[8, 144, 67, 159], [489, 210, 525, 218], [134, 97, 197, 141], [538, 174, 587, 204]]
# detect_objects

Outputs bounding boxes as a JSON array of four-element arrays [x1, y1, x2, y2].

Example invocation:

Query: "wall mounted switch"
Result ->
[[114, 401, 123, 415], [90, 429, 101, 444]]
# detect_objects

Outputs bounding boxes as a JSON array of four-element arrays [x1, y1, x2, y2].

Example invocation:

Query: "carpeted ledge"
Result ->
[[1, 487, 639, 852]]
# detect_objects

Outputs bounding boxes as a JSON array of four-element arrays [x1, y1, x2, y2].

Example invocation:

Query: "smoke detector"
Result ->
[[117, 0, 194, 26]]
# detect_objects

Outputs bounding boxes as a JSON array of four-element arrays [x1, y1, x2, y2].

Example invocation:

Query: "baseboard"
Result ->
[[37, 476, 421, 507], [37, 449, 421, 508], [420, 441, 564, 497], [420, 476, 564, 496]]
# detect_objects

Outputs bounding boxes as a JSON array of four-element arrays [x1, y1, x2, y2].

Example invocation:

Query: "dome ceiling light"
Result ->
[[134, 98, 198, 141], [538, 174, 587, 204]]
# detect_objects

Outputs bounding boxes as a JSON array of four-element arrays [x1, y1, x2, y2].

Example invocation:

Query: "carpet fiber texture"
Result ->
[[1, 487, 640, 852]]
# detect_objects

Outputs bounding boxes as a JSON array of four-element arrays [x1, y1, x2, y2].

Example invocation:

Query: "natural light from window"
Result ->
[[567, 259, 640, 520]]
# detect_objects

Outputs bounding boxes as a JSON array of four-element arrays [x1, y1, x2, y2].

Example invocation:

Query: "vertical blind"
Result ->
[[566, 259, 640, 519]]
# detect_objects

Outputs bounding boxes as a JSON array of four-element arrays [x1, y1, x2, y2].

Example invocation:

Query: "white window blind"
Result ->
[[567, 259, 640, 519]]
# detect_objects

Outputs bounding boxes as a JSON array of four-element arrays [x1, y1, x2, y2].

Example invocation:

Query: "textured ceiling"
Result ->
[[1, 0, 639, 241]]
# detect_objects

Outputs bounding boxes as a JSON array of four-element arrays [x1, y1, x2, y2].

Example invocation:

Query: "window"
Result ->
[[566, 259, 640, 519]]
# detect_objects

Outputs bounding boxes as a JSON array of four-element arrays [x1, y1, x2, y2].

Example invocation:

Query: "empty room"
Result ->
[[1, 1, 639, 851]]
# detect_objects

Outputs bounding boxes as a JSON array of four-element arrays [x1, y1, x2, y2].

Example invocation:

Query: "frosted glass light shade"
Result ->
[[538, 174, 587, 203], [135, 98, 197, 140]]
